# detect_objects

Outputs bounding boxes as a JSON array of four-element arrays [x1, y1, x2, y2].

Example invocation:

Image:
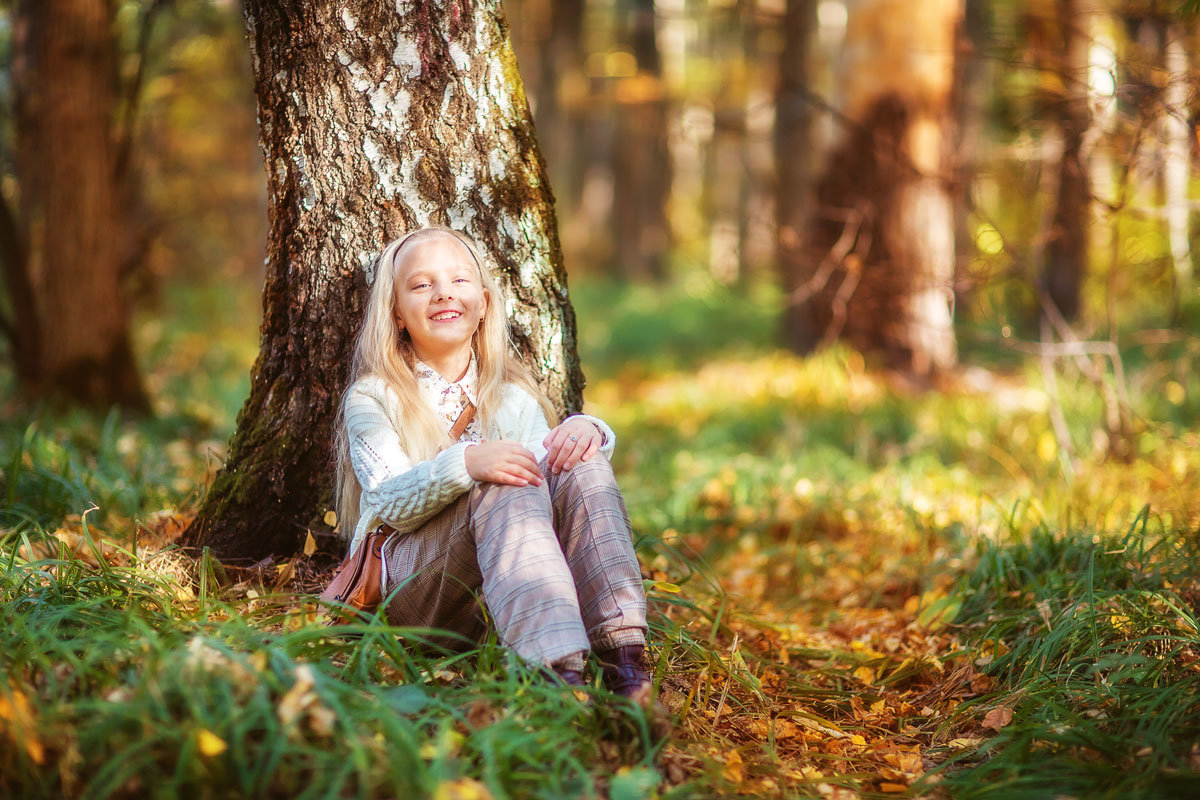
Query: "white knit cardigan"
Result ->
[[343, 374, 616, 557]]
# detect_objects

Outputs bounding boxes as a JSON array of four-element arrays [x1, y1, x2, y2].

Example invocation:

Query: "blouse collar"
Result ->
[[414, 354, 479, 406]]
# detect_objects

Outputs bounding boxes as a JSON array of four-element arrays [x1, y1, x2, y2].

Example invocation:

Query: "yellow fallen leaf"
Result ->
[[196, 728, 227, 756], [849, 734, 867, 746], [303, 531, 317, 557], [324, 510, 338, 528], [432, 777, 492, 800], [651, 581, 681, 593], [879, 782, 908, 793], [721, 749, 744, 783], [275, 559, 295, 586], [870, 699, 887, 714], [278, 665, 317, 726], [853, 665, 875, 684], [0, 684, 45, 764]]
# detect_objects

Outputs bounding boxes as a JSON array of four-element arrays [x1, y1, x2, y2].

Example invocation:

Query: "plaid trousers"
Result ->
[[380, 456, 647, 670]]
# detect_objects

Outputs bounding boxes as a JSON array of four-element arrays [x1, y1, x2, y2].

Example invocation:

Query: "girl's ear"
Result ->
[[481, 288, 490, 320]]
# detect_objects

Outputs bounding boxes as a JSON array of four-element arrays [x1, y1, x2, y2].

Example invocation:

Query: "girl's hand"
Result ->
[[543, 418, 602, 474], [465, 440, 544, 486]]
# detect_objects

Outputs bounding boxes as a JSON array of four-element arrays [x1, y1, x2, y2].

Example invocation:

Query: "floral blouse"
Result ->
[[414, 356, 484, 443]]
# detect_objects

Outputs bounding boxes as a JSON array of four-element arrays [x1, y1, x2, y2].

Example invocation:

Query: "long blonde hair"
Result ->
[[334, 225, 556, 540]]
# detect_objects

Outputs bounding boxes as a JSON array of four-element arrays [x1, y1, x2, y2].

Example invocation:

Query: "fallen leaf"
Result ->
[[432, 777, 492, 800], [721, 749, 744, 783], [196, 728, 227, 756], [303, 531, 317, 557], [275, 559, 295, 586], [324, 510, 338, 528], [0, 682, 45, 764], [981, 706, 1013, 731], [948, 737, 983, 749], [879, 782, 908, 793]]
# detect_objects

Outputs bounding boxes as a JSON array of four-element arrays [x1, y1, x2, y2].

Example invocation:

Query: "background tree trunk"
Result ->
[[1042, 0, 1092, 323], [776, 0, 817, 350], [1163, 24, 1192, 312], [7, 0, 148, 409], [611, 0, 670, 279], [185, 0, 584, 562], [786, 0, 960, 377]]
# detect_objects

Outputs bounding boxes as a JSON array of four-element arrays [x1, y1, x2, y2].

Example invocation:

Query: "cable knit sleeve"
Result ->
[[345, 379, 475, 538]]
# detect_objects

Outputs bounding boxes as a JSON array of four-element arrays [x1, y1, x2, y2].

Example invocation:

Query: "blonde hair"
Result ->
[[334, 225, 556, 540]]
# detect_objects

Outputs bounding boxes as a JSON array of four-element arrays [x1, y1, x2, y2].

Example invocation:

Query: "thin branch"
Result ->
[[783, 208, 863, 308], [114, 0, 173, 181]]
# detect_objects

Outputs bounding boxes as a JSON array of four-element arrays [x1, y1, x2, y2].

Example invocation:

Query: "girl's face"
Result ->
[[393, 235, 490, 361]]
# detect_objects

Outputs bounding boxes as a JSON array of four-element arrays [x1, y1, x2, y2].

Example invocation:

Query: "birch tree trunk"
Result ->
[[6, 0, 148, 409], [185, 0, 583, 561], [786, 0, 960, 376], [1163, 25, 1192, 310]]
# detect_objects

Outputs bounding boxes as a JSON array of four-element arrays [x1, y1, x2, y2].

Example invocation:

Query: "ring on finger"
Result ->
[[568, 434, 578, 441]]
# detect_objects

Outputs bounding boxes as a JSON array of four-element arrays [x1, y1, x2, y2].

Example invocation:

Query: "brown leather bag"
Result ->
[[319, 524, 390, 622], [321, 401, 476, 623]]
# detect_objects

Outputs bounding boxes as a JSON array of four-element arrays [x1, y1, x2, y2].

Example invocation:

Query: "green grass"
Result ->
[[2, 272, 1200, 797], [0, 532, 665, 798], [924, 511, 1200, 800]]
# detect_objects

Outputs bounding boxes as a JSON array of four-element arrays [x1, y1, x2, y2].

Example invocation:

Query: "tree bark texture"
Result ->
[[186, 0, 584, 561], [786, 0, 960, 376], [7, 0, 148, 409]]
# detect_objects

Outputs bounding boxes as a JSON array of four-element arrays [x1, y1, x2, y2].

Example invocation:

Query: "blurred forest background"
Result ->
[[2, 0, 1198, 403], [2, 1, 1200, 798]]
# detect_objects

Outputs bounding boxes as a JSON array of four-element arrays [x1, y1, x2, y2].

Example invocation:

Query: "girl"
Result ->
[[334, 225, 650, 697]]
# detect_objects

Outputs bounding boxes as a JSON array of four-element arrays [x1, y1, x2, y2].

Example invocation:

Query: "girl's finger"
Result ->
[[558, 436, 588, 472], [491, 469, 528, 486], [501, 454, 542, 483], [579, 437, 600, 463], [509, 450, 542, 474], [551, 435, 575, 473]]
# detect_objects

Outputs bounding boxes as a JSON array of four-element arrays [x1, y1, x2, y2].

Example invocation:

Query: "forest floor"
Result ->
[[2, 276, 1199, 799]]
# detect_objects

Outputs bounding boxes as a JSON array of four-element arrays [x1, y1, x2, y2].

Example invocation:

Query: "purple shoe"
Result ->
[[596, 645, 653, 700]]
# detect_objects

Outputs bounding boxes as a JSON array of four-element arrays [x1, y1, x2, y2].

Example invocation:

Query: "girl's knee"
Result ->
[[470, 479, 553, 522], [557, 456, 617, 488]]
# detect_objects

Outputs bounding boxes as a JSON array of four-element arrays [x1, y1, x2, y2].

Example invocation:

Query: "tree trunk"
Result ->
[[775, 0, 817, 349], [7, 0, 148, 410], [786, 0, 960, 376], [185, 0, 584, 562], [534, 0, 588, 210], [1042, 0, 1092, 323], [1163, 24, 1192, 311], [611, 0, 670, 279]]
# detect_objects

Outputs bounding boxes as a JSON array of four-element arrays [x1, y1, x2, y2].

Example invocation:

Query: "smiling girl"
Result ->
[[333, 225, 650, 696]]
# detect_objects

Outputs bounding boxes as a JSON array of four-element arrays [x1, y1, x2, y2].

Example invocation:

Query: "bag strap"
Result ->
[[448, 399, 476, 442]]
